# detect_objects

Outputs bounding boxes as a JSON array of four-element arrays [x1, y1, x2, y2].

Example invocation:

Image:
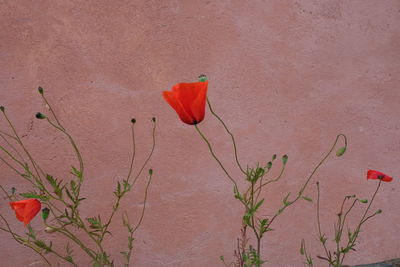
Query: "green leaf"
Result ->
[[253, 199, 265, 213], [20, 192, 50, 201], [302, 196, 313, 202], [283, 192, 291, 205], [70, 166, 83, 181]]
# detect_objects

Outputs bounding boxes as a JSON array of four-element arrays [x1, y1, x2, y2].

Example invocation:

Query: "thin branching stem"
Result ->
[[0, 215, 53, 266], [131, 119, 156, 186], [266, 134, 347, 230], [207, 98, 246, 175], [1, 111, 44, 180], [316, 182, 331, 264], [194, 124, 238, 189]]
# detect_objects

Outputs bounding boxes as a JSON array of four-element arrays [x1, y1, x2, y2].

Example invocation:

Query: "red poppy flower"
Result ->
[[163, 80, 208, 125], [367, 170, 393, 182], [9, 198, 41, 226]]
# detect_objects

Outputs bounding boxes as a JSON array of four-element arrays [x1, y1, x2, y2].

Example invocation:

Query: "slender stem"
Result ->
[[40, 93, 65, 131], [0, 144, 25, 168], [45, 118, 84, 178], [255, 163, 286, 193], [249, 182, 261, 256], [0, 131, 24, 161], [194, 124, 238, 189], [0, 130, 17, 140], [316, 183, 331, 263], [126, 171, 154, 267], [340, 180, 382, 265], [266, 134, 346, 229], [132, 171, 153, 234], [101, 123, 137, 241], [255, 168, 270, 202], [207, 98, 246, 175], [44, 222, 97, 261], [131, 119, 156, 186], [2, 111, 44, 181], [0, 184, 12, 200], [0, 215, 53, 266]]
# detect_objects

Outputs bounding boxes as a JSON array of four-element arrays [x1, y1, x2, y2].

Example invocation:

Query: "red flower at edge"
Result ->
[[367, 169, 393, 182], [9, 198, 41, 226], [163, 80, 208, 125]]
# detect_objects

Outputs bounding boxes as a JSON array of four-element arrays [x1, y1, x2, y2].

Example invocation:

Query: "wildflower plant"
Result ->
[[163, 75, 348, 266], [0, 87, 156, 266], [300, 170, 394, 267]]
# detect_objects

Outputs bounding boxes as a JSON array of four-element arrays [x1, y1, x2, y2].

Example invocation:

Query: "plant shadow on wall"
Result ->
[[162, 75, 395, 267], [0, 87, 156, 267]]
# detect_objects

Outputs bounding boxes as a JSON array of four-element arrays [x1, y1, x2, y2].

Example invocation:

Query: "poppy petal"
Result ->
[[23, 199, 41, 225], [173, 82, 205, 120], [190, 81, 208, 123], [367, 169, 393, 182], [9, 199, 41, 226], [163, 91, 194, 124]]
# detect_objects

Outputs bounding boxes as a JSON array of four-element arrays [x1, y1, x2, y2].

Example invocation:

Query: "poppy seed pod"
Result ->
[[266, 161, 272, 169], [149, 169, 153, 175], [42, 207, 50, 220], [38, 86, 44, 94], [0, 106, 4, 112], [198, 74, 208, 82], [282, 155, 288, 165], [131, 118, 136, 124], [336, 146, 346, 157], [35, 112, 46, 119]]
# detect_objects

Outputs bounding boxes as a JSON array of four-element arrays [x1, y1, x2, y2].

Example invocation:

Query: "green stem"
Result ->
[[0, 215, 53, 267], [194, 124, 238, 189], [126, 171, 154, 267], [101, 123, 137, 242], [2, 111, 44, 181], [130, 119, 156, 186], [266, 134, 347, 230], [339, 180, 382, 266], [316, 183, 332, 264], [207, 98, 246, 175]]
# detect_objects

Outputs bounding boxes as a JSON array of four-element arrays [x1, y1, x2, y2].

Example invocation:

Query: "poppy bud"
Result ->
[[359, 199, 368, 203], [44, 226, 57, 233], [38, 86, 44, 94], [0, 106, 4, 112], [149, 169, 153, 175], [131, 118, 136, 124], [282, 154, 288, 165], [272, 154, 277, 161], [35, 112, 46, 119], [198, 74, 208, 82], [375, 209, 382, 214], [42, 207, 50, 220], [266, 161, 272, 169], [336, 146, 346, 157], [11, 187, 16, 194], [151, 117, 156, 122]]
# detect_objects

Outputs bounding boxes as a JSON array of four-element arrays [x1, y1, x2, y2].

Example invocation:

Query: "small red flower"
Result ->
[[163, 80, 208, 125], [9, 198, 41, 226], [367, 170, 393, 182]]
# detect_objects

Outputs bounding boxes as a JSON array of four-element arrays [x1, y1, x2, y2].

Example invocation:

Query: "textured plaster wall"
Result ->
[[1, 1, 399, 266]]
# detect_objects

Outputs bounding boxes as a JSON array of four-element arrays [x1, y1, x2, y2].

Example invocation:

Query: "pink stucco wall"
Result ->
[[1, 1, 399, 266]]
